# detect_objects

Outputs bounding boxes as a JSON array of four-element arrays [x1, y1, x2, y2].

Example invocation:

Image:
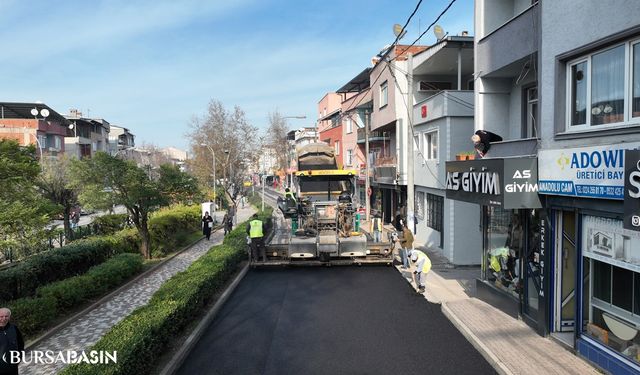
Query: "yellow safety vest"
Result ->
[[285, 191, 296, 202], [249, 220, 264, 238], [415, 251, 432, 273], [371, 218, 382, 232]]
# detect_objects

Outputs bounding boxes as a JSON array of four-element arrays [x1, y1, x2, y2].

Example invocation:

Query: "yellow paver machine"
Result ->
[[257, 143, 394, 266]]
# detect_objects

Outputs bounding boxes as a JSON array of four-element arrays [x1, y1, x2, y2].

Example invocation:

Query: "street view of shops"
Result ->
[[2, 1, 640, 374]]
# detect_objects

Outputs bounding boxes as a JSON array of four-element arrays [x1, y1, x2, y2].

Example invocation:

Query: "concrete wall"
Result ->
[[540, 0, 640, 150]]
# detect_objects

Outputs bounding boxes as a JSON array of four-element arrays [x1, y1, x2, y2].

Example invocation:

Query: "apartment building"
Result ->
[[0, 102, 68, 157], [410, 35, 478, 265], [65, 109, 110, 158]]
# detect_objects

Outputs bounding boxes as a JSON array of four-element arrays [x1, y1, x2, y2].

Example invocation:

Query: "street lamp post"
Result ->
[[200, 143, 217, 223]]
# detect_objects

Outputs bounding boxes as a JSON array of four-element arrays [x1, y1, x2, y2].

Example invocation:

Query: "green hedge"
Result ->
[[0, 205, 200, 303], [0, 236, 125, 302], [9, 253, 143, 336], [61, 209, 272, 375], [149, 205, 200, 258], [92, 214, 130, 235]]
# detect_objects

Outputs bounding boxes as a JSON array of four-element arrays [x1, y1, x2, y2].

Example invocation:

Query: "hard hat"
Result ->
[[411, 251, 418, 261]]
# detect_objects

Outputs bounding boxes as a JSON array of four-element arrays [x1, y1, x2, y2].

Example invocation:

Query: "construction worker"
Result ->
[[284, 187, 297, 203], [370, 214, 382, 242], [246, 214, 266, 262], [410, 249, 432, 293]]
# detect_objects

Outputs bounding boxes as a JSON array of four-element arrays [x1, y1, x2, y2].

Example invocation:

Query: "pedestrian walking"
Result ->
[[202, 211, 214, 241], [0, 307, 24, 375], [246, 214, 266, 262], [400, 222, 414, 269], [222, 211, 233, 236], [409, 249, 432, 294], [370, 214, 382, 243]]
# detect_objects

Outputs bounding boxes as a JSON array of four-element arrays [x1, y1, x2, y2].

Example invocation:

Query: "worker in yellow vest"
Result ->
[[284, 187, 297, 203], [410, 249, 432, 293], [246, 214, 266, 262]]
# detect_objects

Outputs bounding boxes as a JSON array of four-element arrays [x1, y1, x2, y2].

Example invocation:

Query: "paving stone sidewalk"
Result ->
[[397, 246, 599, 375], [21, 206, 255, 375]]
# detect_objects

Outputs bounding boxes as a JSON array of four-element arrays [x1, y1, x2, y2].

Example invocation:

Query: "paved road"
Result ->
[[177, 267, 496, 375]]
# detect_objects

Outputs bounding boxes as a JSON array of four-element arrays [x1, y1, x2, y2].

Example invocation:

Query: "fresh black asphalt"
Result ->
[[177, 266, 496, 375]]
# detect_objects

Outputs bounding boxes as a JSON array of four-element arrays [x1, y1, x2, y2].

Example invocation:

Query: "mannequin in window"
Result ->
[[471, 130, 503, 158]]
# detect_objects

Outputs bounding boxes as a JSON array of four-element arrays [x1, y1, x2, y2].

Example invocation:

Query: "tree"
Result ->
[[0, 140, 54, 259], [186, 99, 259, 210], [69, 152, 166, 259], [157, 164, 202, 205], [266, 110, 290, 173], [37, 155, 78, 239]]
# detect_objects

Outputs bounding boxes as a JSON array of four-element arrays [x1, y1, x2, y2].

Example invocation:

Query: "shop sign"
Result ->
[[503, 158, 542, 209], [624, 150, 640, 231], [538, 143, 640, 200], [445, 158, 541, 209], [582, 215, 640, 270], [539, 216, 546, 297], [446, 159, 503, 207]]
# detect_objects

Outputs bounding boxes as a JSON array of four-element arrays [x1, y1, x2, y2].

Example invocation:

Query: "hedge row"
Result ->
[[149, 205, 200, 258], [0, 235, 130, 302], [9, 253, 144, 336], [61, 208, 273, 375], [0, 205, 201, 302]]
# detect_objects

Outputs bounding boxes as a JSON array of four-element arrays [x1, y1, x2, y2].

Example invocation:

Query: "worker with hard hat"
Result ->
[[409, 249, 432, 293]]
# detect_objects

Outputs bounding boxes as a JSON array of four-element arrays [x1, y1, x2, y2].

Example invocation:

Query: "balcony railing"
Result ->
[[357, 128, 390, 143]]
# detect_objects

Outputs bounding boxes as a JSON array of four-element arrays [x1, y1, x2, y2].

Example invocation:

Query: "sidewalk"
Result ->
[[21, 205, 256, 375], [399, 246, 600, 375]]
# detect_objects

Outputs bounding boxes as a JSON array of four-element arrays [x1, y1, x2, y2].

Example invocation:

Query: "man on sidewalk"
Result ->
[[410, 249, 432, 294]]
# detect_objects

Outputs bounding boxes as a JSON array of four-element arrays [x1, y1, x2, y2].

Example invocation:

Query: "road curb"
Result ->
[[25, 232, 213, 349], [441, 302, 513, 375], [159, 262, 250, 375]]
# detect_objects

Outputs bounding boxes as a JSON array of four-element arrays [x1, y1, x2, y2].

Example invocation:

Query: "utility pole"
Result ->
[[364, 110, 370, 222], [407, 54, 415, 233]]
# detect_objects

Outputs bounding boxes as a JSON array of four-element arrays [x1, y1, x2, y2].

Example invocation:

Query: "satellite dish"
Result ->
[[68, 124, 75, 129], [30, 108, 38, 116], [434, 25, 445, 41], [40, 109, 50, 118], [393, 24, 406, 40]]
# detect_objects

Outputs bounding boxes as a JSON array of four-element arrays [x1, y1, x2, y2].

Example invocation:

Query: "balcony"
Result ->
[[414, 91, 474, 122], [477, 1, 538, 77], [483, 138, 538, 159], [357, 128, 390, 144], [373, 156, 397, 184]]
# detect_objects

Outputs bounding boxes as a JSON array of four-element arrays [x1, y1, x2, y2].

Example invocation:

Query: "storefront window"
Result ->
[[583, 215, 640, 364], [484, 207, 523, 299]]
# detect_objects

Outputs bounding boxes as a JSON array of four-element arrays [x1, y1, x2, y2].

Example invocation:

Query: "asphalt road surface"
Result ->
[[177, 267, 496, 375]]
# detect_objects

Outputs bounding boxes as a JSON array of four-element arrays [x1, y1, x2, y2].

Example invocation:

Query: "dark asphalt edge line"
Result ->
[[441, 302, 512, 375], [25, 232, 213, 349], [160, 262, 250, 375]]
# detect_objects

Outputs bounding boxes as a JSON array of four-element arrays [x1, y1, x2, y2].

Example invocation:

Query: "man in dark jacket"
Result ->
[[471, 130, 503, 158], [0, 308, 24, 375]]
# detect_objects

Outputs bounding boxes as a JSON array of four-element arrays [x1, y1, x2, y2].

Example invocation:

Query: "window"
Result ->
[[634, 42, 640, 117], [416, 191, 425, 220], [380, 81, 388, 108], [413, 135, 420, 153], [423, 131, 438, 160], [346, 149, 353, 166], [426, 193, 443, 232], [334, 141, 340, 155], [37, 135, 46, 149], [566, 41, 640, 131], [345, 117, 353, 133], [525, 86, 538, 138]]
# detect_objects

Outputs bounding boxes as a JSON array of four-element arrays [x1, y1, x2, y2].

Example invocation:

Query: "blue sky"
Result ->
[[0, 0, 473, 150]]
